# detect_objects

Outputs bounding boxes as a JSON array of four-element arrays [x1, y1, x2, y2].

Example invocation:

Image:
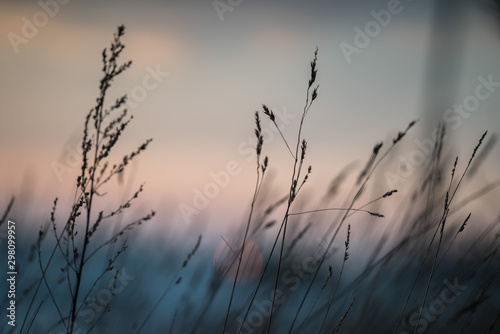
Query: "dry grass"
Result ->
[[1, 25, 500, 334]]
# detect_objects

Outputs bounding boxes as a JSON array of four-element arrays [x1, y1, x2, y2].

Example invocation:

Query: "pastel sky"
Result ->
[[1, 0, 500, 232]]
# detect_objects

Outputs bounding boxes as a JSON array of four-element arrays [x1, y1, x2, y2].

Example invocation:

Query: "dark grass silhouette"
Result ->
[[15, 26, 155, 334], [1, 22, 500, 334]]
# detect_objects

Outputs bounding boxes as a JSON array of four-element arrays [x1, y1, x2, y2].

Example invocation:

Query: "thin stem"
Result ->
[[289, 207, 383, 217], [222, 112, 266, 333]]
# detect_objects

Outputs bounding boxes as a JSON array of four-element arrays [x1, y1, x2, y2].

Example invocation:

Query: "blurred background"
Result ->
[[1, 0, 500, 333], [1, 0, 499, 231]]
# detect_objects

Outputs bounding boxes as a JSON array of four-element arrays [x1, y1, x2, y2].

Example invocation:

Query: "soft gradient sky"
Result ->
[[1, 0, 500, 232]]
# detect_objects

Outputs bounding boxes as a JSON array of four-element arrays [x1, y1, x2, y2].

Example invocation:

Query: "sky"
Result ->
[[1, 0, 500, 233]]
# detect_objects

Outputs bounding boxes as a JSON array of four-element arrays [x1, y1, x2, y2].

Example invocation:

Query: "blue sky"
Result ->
[[1, 0, 499, 231]]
